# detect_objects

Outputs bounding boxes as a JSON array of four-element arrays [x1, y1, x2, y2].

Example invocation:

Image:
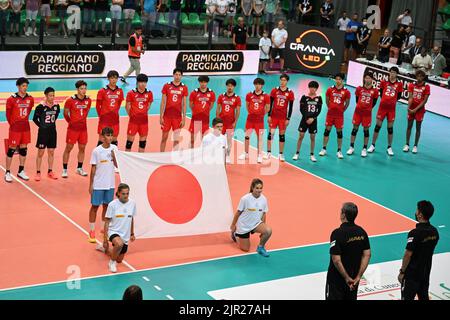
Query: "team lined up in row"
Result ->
[[4, 67, 430, 182]]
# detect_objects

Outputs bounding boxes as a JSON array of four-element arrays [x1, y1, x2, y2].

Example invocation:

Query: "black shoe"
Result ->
[[120, 77, 127, 84], [231, 231, 237, 243], [15, 32, 20, 37]]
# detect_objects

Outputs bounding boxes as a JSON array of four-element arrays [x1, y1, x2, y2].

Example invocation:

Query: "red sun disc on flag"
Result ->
[[147, 165, 203, 224]]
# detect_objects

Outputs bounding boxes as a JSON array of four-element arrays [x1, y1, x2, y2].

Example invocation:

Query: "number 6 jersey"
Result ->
[[162, 82, 189, 119]]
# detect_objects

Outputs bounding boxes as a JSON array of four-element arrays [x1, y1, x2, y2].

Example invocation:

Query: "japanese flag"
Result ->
[[114, 145, 234, 238]]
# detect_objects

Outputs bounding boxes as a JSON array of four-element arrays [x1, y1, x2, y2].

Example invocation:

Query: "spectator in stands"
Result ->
[[123, 0, 137, 37], [67, 0, 82, 36], [95, 0, 109, 36], [233, 16, 248, 50], [298, 0, 313, 25], [252, 0, 265, 38], [241, 0, 253, 30], [377, 28, 391, 63], [408, 37, 423, 63], [82, 0, 96, 37], [344, 13, 361, 63], [270, 20, 288, 72], [40, 0, 52, 36], [0, 0, 8, 39], [389, 25, 406, 65], [430, 46, 447, 77], [227, 0, 237, 37], [123, 285, 143, 300], [320, 0, 334, 28], [412, 47, 432, 75], [110, 0, 123, 38], [166, 0, 182, 38], [9, 0, 23, 37], [204, 0, 216, 38], [214, 0, 228, 37], [401, 25, 416, 63], [185, 0, 203, 14], [287, 0, 296, 22], [140, 0, 157, 39], [259, 29, 271, 72], [24, 0, 39, 37], [55, 0, 69, 38], [265, 0, 279, 34], [336, 11, 350, 32], [357, 18, 372, 57], [396, 8, 412, 28]]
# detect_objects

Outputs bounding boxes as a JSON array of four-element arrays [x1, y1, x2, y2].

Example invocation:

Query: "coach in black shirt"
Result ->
[[326, 202, 371, 300], [233, 17, 248, 50], [399, 200, 439, 300]]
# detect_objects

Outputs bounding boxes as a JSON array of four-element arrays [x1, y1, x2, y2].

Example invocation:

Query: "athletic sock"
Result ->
[[18, 165, 24, 173], [37, 171, 41, 174], [48, 169, 52, 174], [337, 148, 341, 152], [279, 152, 283, 154], [322, 146, 327, 150], [267, 150, 271, 153], [6, 170, 10, 174], [387, 145, 391, 148], [363, 145, 367, 149], [350, 143, 355, 148], [63, 163, 68, 170], [89, 223, 95, 231], [77, 162, 83, 169], [372, 144, 376, 147], [310, 153, 314, 156]]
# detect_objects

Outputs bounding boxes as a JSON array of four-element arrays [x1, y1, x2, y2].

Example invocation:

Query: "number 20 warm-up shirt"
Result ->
[[236, 193, 269, 234]]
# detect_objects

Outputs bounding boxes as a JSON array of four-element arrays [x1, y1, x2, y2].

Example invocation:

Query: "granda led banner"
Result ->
[[285, 23, 345, 76]]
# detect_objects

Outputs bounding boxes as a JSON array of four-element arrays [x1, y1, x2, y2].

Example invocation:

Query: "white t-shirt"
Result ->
[[336, 17, 350, 31], [106, 198, 137, 244], [403, 34, 416, 54], [205, 0, 217, 14], [90, 144, 118, 190], [271, 28, 288, 48], [259, 37, 272, 59], [202, 132, 228, 149], [399, 14, 412, 26], [236, 193, 268, 234]]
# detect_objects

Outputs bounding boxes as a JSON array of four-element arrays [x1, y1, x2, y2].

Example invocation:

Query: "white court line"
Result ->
[[439, 225, 446, 228], [154, 285, 162, 291], [142, 277, 150, 282], [166, 295, 174, 300]]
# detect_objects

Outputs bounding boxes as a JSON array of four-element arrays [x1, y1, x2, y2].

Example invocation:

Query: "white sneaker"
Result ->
[[25, 31, 30, 37], [238, 152, 249, 160], [368, 145, 375, 153], [114, 167, 120, 174], [17, 170, 29, 181], [337, 151, 344, 159], [310, 155, 317, 162], [292, 153, 299, 161], [346, 147, 354, 155], [32, 31, 38, 37], [412, 146, 418, 154], [203, 33, 209, 38], [263, 152, 271, 160], [108, 259, 117, 273], [61, 169, 68, 178], [387, 147, 394, 156], [361, 148, 368, 158], [76, 168, 88, 177], [115, 33, 120, 38], [403, 145, 410, 152], [257, 154, 263, 163], [225, 155, 231, 164], [95, 243, 106, 253], [279, 154, 285, 162], [319, 149, 327, 157], [4, 172, 12, 183]]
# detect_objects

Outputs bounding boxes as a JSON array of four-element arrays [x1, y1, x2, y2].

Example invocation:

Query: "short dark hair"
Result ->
[[122, 285, 143, 300], [415, 69, 426, 78], [364, 72, 373, 79], [75, 80, 87, 88], [335, 73, 345, 80], [226, 78, 237, 87], [198, 75, 210, 83], [173, 68, 183, 75], [44, 87, 55, 95], [389, 66, 400, 74], [308, 81, 319, 89], [101, 127, 114, 136], [253, 78, 265, 85], [212, 117, 223, 127], [116, 183, 130, 197], [250, 178, 263, 193], [107, 70, 119, 78], [280, 73, 290, 81], [135, 25, 143, 30], [405, 8, 411, 14], [417, 200, 434, 220], [136, 73, 148, 83], [16, 77, 29, 86], [342, 202, 358, 223]]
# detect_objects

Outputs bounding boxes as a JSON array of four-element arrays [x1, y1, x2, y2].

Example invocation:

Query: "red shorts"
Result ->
[[377, 107, 396, 123], [269, 118, 287, 131], [8, 130, 31, 147], [325, 116, 344, 129], [352, 111, 372, 128], [235, 44, 247, 50], [407, 108, 426, 122], [161, 116, 182, 133], [127, 122, 148, 137], [222, 119, 235, 135], [66, 129, 88, 145], [189, 119, 210, 134], [245, 120, 265, 134], [98, 122, 120, 136]]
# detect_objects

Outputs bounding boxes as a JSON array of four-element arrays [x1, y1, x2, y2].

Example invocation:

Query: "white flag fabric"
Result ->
[[114, 145, 234, 238]]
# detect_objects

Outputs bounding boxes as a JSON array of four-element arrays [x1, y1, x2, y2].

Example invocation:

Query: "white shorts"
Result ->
[[40, 4, 51, 17], [123, 9, 135, 20], [110, 4, 122, 20], [26, 10, 38, 20]]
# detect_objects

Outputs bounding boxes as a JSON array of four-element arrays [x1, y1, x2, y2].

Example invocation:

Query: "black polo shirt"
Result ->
[[404, 222, 439, 281], [327, 222, 370, 286], [233, 25, 248, 45]]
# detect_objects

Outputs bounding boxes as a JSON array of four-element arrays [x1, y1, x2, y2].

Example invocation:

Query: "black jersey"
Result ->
[[300, 95, 323, 119], [33, 103, 60, 130]]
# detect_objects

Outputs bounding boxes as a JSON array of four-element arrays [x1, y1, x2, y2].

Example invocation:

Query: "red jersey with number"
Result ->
[[270, 87, 295, 119], [96, 86, 124, 125], [246, 91, 270, 122], [162, 82, 189, 119], [218, 93, 241, 122], [380, 80, 403, 108], [355, 86, 379, 115], [326, 86, 351, 117], [6, 93, 34, 132], [126, 89, 153, 124], [408, 83, 430, 107], [64, 95, 92, 131], [189, 88, 216, 121]]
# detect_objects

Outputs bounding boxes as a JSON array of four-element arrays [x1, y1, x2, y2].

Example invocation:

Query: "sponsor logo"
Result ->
[[176, 52, 244, 73], [25, 52, 106, 75]]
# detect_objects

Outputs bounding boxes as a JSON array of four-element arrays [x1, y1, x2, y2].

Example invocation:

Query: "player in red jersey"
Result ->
[[216, 78, 242, 163], [125, 73, 154, 153], [319, 73, 351, 159], [96, 70, 124, 147], [368, 67, 403, 156], [347, 72, 379, 158], [403, 70, 430, 154], [160, 68, 189, 152], [266, 74, 295, 162], [189, 75, 216, 148], [4, 77, 34, 183], [238, 78, 270, 164], [62, 80, 92, 178]]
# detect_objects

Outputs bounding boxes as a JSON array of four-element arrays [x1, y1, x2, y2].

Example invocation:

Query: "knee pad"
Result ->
[[374, 125, 382, 133], [364, 129, 370, 138], [6, 148, 15, 158], [324, 129, 331, 137], [125, 140, 133, 150], [245, 136, 250, 140], [387, 127, 393, 135], [279, 134, 286, 143], [111, 140, 118, 146], [267, 132, 272, 141], [351, 129, 358, 137], [19, 148, 27, 157], [139, 140, 147, 149], [337, 131, 343, 139]]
